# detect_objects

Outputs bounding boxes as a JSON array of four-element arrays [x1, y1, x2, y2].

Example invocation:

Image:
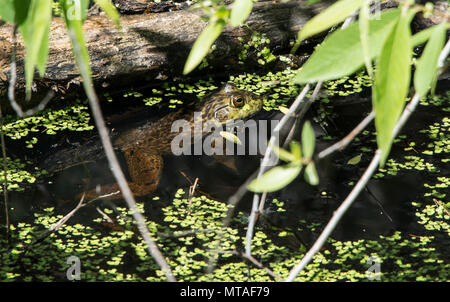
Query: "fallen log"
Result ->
[[0, 1, 327, 111], [0, 0, 446, 112]]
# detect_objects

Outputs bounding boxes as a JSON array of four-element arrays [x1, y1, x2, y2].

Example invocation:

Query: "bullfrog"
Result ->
[[77, 84, 263, 200]]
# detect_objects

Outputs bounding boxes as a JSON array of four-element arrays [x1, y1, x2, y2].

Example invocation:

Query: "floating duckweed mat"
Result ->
[[0, 71, 448, 281], [0, 184, 448, 281], [1, 99, 93, 144], [0, 157, 47, 193], [113, 68, 374, 112]]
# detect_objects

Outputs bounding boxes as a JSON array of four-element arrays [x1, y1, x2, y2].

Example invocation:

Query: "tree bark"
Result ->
[[0, 1, 327, 110], [0, 0, 445, 111]]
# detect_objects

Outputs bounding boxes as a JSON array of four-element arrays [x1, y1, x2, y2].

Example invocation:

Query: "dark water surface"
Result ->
[[2, 79, 449, 258]]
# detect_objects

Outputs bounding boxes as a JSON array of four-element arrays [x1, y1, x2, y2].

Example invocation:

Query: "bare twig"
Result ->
[[66, 25, 175, 281], [23, 191, 119, 249], [0, 105, 10, 246], [7, 26, 24, 117], [7, 27, 55, 119], [285, 21, 450, 283], [284, 76, 446, 280], [244, 14, 357, 259], [285, 148, 382, 281], [318, 110, 375, 159], [83, 81, 176, 282], [245, 83, 312, 256]]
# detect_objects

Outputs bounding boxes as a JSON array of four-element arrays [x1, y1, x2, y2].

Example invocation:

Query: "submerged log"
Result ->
[[0, 1, 327, 111]]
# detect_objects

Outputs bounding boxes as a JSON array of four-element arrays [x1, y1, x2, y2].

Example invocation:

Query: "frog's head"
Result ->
[[201, 84, 263, 124]]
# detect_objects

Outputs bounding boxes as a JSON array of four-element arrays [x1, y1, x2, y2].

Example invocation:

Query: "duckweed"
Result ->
[[1, 182, 448, 281]]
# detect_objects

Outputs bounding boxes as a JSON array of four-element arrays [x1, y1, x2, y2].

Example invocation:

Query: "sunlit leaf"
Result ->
[[414, 21, 446, 98], [347, 153, 362, 165], [301, 121, 315, 159], [183, 19, 226, 75], [0, 0, 31, 25], [220, 131, 242, 145], [278, 106, 290, 115], [19, 0, 52, 99], [248, 163, 302, 193], [304, 163, 319, 186], [373, 9, 415, 166], [230, 0, 253, 27], [294, 9, 400, 84], [272, 145, 297, 163], [36, 21, 50, 75], [292, 0, 363, 53], [411, 23, 450, 46], [290, 141, 302, 161], [359, 0, 373, 78], [94, 0, 121, 28], [61, 0, 89, 22], [60, 0, 92, 84]]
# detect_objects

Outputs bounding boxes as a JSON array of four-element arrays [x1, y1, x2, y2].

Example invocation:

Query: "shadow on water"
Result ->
[[3, 79, 449, 252]]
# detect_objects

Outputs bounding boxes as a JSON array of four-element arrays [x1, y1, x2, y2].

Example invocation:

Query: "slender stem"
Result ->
[[245, 13, 357, 258], [0, 105, 10, 246], [245, 83, 312, 256], [318, 110, 375, 159], [66, 27, 176, 282], [285, 37, 450, 282], [285, 92, 422, 281], [7, 27, 24, 117], [286, 150, 382, 281]]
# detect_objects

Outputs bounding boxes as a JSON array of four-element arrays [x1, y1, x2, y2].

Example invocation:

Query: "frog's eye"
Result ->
[[232, 97, 245, 107]]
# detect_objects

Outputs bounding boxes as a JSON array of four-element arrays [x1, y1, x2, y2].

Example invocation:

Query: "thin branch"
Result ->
[[285, 149, 382, 281], [22, 191, 119, 249], [0, 105, 10, 246], [318, 110, 375, 159], [285, 90, 426, 281], [82, 78, 176, 282], [285, 22, 450, 284], [244, 83, 312, 256], [7, 26, 24, 117], [244, 14, 357, 259]]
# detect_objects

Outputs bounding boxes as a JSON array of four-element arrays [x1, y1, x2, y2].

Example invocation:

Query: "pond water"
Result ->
[[0, 74, 448, 281]]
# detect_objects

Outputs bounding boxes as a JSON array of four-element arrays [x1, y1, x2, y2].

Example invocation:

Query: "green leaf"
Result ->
[[36, 21, 50, 75], [411, 23, 450, 47], [414, 21, 446, 98], [272, 145, 297, 163], [278, 105, 290, 115], [359, 0, 373, 78], [183, 19, 226, 75], [60, 0, 92, 84], [230, 0, 253, 27], [94, 0, 121, 28], [292, 0, 364, 53], [294, 9, 400, 84], [18, 0, 52, 99], [304, 163, 319, 186], [220, 131, 242, 145], [347, 153, 362, 165], [62, 0, 89, 22], [301, 121, 315, 159], [0, 0, 31, 25], [248, 163, 302, 193], [373, 9, 414, 166], [290, 141, 302, 161]]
